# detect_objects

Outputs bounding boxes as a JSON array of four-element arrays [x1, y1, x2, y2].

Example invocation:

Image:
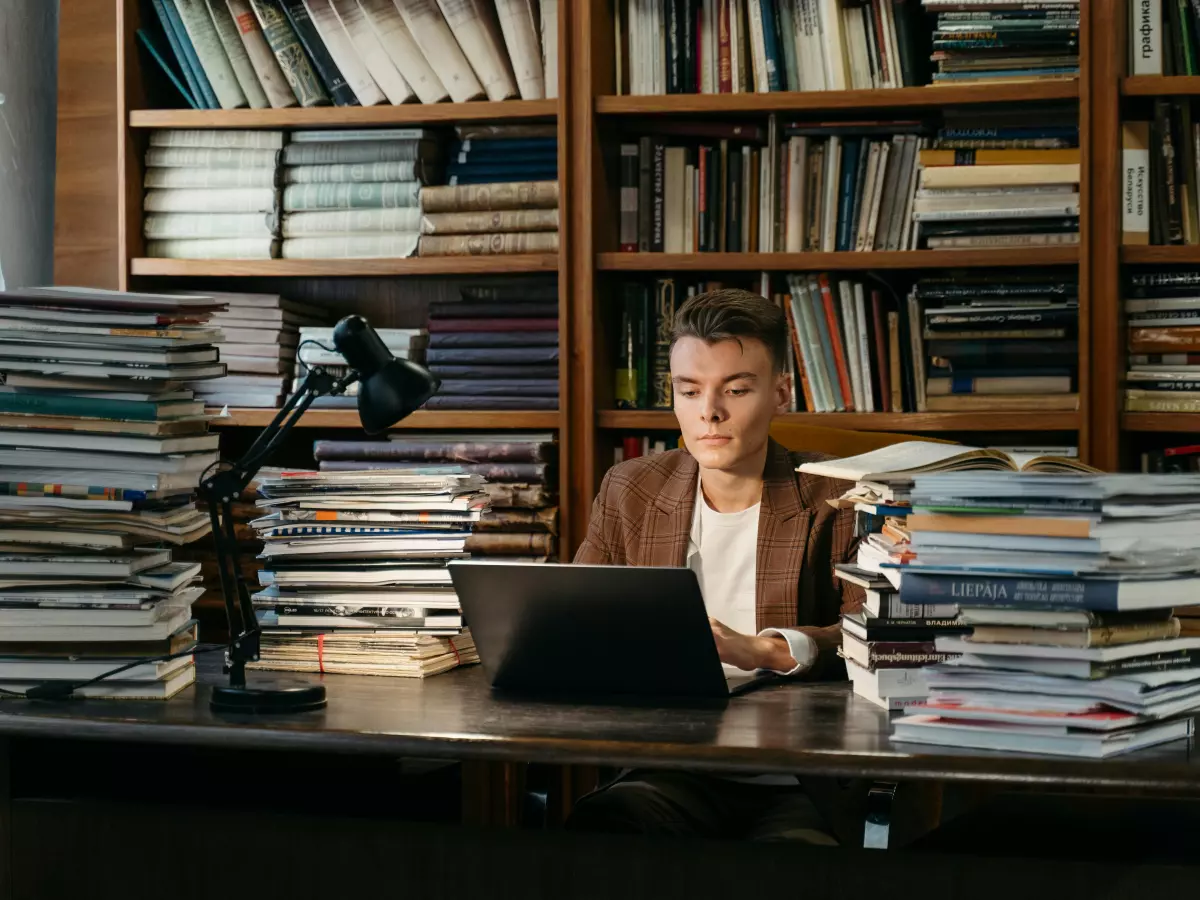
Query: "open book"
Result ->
[[797, 441, 1100, 484]]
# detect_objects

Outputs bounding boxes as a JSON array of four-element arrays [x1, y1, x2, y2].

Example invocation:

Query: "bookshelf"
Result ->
[[567, 0, 1095, 547], [96, 0, 1149, 558], [113, 0, 573, 550]]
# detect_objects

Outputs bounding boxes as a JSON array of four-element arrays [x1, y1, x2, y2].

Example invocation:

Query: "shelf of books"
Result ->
[[130, 255, 560, 277], [1115, 0, 1200, 470], [129, 99, 558, 128], [571, 0, 1091, 539], [119, 0, 571, 573]]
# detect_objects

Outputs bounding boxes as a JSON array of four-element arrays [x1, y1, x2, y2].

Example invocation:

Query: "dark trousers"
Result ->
[[566, 769, 839, 843]]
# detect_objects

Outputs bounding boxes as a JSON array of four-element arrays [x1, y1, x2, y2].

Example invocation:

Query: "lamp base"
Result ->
[[210, 683, 327, 714]]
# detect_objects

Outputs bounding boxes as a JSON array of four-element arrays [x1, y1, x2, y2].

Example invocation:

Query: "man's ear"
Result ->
[[774, 371, 791, 414]]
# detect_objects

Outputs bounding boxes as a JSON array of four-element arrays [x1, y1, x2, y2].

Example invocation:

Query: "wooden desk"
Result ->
[[0, 657, 1195, 794], [1, 659, 1198, 900]]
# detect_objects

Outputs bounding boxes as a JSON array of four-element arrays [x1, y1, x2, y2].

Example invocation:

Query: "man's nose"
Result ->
[[701, 392, 725, 422]]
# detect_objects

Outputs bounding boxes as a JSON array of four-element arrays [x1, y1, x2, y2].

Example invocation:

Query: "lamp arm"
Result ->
[[198, 366, 359, 687]]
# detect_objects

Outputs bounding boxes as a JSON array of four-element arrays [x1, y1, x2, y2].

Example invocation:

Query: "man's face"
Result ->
[[670, 336, 789, 471]]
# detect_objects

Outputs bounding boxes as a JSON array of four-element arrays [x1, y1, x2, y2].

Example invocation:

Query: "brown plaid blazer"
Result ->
[[574, 438, 865, 680]]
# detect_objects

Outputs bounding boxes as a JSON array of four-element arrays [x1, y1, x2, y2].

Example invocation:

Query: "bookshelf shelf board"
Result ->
[[595, 82, 1080, 116], [1121, 245, 1200, 265], [129, 100, 558, 129], [597, 410, 1080, 432], [1122, 76, 1200, 96], [1121, 414, 1200, 433], [597, 249, 1080, 272], [208, 409, 561, 429], [130, 255, 559, 278]]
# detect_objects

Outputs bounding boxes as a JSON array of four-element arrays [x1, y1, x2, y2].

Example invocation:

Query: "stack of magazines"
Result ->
[[248, 468, 488, 677], [0, 286, 227, 699], [889, 471, 1200, 759]]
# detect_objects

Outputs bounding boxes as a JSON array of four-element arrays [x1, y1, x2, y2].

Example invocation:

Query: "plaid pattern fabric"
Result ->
[[575, 439, 864, 679]]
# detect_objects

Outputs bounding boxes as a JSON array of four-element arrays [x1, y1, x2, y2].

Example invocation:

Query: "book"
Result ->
[[289, 0, 372, 104], [173, 0, 251, 108], [330, 0, 415, 105], [357, 0, 450, 103], [798, 441, 1097, 483], [225, 0, 299, 107], [248, 0, 330, 106], [393, 0, 486, 102]]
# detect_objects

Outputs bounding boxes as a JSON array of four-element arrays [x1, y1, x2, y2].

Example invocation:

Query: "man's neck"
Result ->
[[698, 440, 770, 514]]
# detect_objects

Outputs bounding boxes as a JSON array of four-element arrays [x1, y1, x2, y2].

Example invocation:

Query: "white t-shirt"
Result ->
[[686, 480, 817, 676]]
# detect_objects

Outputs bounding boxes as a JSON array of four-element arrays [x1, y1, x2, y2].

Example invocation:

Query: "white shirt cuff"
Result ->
[[758, 628, 818, 676]]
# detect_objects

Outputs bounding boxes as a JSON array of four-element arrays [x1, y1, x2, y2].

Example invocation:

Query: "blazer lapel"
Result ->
[[637, 451, 698, 568], [756, 440, 813, 632]]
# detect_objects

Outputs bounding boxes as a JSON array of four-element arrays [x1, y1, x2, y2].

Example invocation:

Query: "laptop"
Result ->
[[449, 561, 777, 702]]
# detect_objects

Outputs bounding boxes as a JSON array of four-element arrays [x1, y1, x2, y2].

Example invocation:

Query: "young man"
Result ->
[[568, 288, 865, 841]]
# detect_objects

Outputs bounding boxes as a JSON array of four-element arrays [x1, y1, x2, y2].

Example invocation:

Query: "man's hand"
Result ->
[[709, 618, 796, 672]]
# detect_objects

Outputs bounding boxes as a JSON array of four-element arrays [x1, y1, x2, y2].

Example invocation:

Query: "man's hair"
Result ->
[[670, 288, 788, 373]]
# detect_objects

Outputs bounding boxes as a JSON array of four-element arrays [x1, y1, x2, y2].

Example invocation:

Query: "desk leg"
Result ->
[[863, 781, 897, 850], [461, 761, 525, 828]]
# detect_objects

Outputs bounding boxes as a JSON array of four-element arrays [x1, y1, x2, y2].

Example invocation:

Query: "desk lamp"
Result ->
[[199, 315, 439, 713]]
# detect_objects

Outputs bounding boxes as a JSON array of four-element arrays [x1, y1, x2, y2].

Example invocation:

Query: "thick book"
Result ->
[[393, 0, 485, 102], [248, 0, 330, 106], [437, 0, 519, 101], [226, 0, 298, 107], [282, 0, 363, 105], [329, 0, 415, 104], [841, 611, 969, 644], [419, 181, 559, 213], [902, 571, 1197, 613], [151, 0, 212, 107], [357, 0, 449, 103], [173, 0, 250, 108], [841, 632, 961, 670], [967, 618, 1183, 649], [417, 233, 559, 256], [205, 0, 271, 107]]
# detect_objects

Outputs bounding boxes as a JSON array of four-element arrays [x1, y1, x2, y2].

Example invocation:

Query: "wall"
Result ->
[[54, 0, 117, 288], [0, 0, 58, 289]]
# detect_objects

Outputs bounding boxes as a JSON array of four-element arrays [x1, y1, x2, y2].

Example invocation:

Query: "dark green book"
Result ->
[[249, 0, 329, 107], [278, 0, 357, 106]]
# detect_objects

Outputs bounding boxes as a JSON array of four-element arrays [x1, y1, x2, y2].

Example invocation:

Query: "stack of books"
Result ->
[[925, 0, 1080, 85], [280, 128, 440, 260], [801, 442, 1097, 711], [616, 0, 931, 95], [424, 279, 558, 410], [1125, 269, 1200, 413], [889, 470, 1200, 759], [918, 271, 1080, 413], [0, 286, 230, 699], [444, 126, 557, 186], [418, 179, 560, 257], [313, 431, 559, 560], [248, 468, 488, 677], [912, 105, 1080, 250], [190, 291, 327, 409], [291, 325, 428, 408], [140, 0, 556, 111], [143, 129, 283, 260]]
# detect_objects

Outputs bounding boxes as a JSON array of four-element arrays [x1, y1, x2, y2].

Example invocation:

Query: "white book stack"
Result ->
[[179, 291, 329, 409], [0, 286, 229, 700], [248, 469, 487, 678], [143, 129, 284, 259], [280, 129, 444, 260]]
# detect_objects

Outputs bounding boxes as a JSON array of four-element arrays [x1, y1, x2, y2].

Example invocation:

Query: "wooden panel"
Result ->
[[116, 0, 148, 290], [1123, 414, 1200, 433], [1123, 76, 1200, 95], [556, 0, 574, 554], [53, 0, 119, 288], [1122, 245, 1200, 263], [129, 100, 557, 128], [130, 256, 560, 278], [208, 409, 561, 429], [597, 411, 1082, 432], [597, 249, 1081, 271], [596, 82, 1081, 115]]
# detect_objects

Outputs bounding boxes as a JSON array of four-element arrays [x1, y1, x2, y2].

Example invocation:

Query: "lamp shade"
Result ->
[[333, 315, 440, 434]]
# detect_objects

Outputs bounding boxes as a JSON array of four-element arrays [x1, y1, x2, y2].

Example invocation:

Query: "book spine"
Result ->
[[466, 532, 556, 555], [652, 278, 676, 408], [541, 0, 558, 98], [226, 0, 299, 107], [330, 0, 415, 104], [145, 211, 277, 238], [615, 283, 638, 408], [666, 0, 683, 93], [284, 161, 416, 182], [493, 0, 545, 99], [145, 187, 279, 213], [249, 0, 330, 106], [717, 0, 732, 91], [280, 0, 362, 105], [419, 181, 559, 213], [417, 232, 559, 255], [282, 233, 418, 257], [145, 166, 278, 188], [435, 0, 519, 101], [420, 208, 557, 234], [901, 572, 1120, 611], [652, 139, 666, 252], [147, 237, 279, 258], [391, 0, 484, 101], [206, 0, 272, 107], [285, 207, 421, 234], [145, 145, 280, 167], [783, 288, 816, 411], [136, 28, 200, 108], [151, 0, 209, 107], [174, 0, 251, 108]]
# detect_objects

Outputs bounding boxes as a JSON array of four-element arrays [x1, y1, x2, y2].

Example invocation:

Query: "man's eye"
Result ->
[[728, 388, 749, 396], [677, 390, 698, 398]]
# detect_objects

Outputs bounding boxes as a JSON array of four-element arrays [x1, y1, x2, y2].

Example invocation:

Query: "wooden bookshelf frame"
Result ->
[[107, 0, 1123, 558]]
